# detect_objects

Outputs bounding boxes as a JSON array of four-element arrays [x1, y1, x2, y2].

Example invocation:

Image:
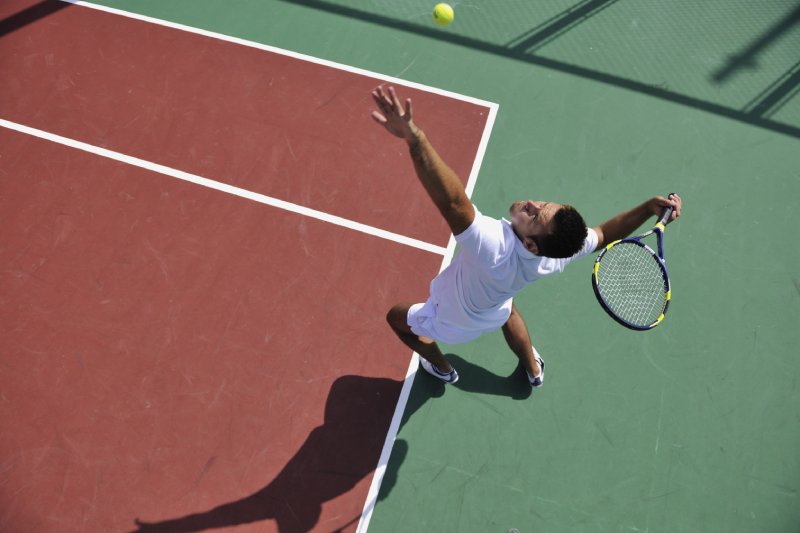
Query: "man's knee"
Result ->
[[504, 303, 522, 324]]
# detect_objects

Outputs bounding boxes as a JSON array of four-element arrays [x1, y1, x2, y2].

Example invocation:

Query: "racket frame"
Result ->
[[591, 205, 673, 330]]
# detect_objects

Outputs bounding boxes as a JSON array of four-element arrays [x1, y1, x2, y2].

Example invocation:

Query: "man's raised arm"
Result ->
[[592, 193, 682, 250], [371, 86, 474, 236]]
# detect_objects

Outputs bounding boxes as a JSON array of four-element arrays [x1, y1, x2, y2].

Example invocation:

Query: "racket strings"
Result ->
[[595, 242, 667, 327]]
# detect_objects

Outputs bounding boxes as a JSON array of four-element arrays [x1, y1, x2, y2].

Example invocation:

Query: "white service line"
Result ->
[[0, 118, 448, 255], [60, 0, 497, 109]]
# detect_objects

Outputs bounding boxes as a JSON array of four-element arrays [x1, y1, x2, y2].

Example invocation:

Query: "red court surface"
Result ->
[[0, 0, 489, 247], [1, 1, 492, 532], [1, 128, 436, 532]]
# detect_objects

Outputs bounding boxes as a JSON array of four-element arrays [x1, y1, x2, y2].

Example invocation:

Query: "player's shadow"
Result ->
[[130, 354, 528, 532], [372, 353, 530, 502], [130, 374, 438, 533]]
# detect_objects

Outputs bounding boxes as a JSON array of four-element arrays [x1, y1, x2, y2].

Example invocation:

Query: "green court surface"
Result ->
[[83, 1, 800, 531]]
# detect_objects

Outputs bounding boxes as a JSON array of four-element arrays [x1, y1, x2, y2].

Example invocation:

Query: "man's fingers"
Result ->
[[377, 86, 394, 108], [388, 86, 402, 110], [670, 194, 681, 220], [371, 90, 391, 113], [374, 85, 411, 117], [371, 86, 413, 131], [371, 110, 387, 125], [663, 193, 681, 221]]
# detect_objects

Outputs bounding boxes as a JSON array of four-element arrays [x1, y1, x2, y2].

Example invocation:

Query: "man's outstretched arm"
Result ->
[[593, 193, 682, 250], [371, 86, 474, 236]]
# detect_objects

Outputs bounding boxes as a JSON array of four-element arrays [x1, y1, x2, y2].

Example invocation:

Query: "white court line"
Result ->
[[47, 2, 501, 530], [0, 118, 448, 255], [57, 0, 500, 252], [60, 0, 498, 110], [357, 103, 497, 533]]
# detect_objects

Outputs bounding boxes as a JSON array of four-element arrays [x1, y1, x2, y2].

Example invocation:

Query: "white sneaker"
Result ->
[[418, 357, 459, 384], [526, 352, 545, 388]]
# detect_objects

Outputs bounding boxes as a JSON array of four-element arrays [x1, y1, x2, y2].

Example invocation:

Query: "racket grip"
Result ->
[[657, 193, 677, 226]]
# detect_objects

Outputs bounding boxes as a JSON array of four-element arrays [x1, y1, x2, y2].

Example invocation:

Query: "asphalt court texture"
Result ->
[[1, 1, 799, 532]]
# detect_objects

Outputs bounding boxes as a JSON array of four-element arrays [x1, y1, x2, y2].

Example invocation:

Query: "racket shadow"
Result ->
[[130, 373, 431, 533]]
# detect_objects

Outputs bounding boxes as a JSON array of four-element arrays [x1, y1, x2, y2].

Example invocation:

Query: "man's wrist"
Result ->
[[405, 126, 424, 147]]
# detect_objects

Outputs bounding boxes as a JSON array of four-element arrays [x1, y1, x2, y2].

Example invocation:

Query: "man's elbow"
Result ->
[[592, 226, 605, 250], [442, 200, 474, 236]]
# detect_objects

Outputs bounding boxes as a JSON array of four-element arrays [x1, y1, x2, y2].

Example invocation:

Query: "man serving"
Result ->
[[371, 86, 681, 387]]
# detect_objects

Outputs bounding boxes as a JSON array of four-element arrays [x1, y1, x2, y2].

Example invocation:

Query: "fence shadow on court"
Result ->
[[278, 0, 800, 139], [0, 0, 72, 38]]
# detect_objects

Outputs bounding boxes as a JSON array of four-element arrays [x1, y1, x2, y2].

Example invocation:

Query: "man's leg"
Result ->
[[386, 303, 454, 373], [501, 303, 541, 378]]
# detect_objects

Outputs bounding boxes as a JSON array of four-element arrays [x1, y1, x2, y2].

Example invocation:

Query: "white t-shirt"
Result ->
[[428, 206, 599, 333]]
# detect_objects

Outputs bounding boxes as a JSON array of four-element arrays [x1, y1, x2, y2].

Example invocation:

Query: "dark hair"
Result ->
[[538, 205, 587, 258]]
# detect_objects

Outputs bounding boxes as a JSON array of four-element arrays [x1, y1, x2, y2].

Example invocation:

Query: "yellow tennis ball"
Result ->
[[433, 3, 454, 26]]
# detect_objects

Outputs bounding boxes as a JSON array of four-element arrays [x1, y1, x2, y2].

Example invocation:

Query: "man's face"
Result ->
[[509, 200, 562, 255]]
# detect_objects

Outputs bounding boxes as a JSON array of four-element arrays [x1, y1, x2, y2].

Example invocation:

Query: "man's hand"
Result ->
[[371, 86, 420, 142], [370, 85, 474, 235], [593, 193, 683, 250], [647, 193, 682, 223]]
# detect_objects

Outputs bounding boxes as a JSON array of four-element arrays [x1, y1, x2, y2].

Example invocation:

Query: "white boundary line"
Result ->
[[41, 2, 501, 530], [0, 118, 448, 256], [356, 103, 497, 533], [60, 0, 497, 110]]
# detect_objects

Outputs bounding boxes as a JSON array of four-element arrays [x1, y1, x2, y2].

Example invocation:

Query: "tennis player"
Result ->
[[371, 86, 681, 387]]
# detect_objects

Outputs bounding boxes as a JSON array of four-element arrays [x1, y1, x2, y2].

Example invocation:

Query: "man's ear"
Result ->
[[525, 238, 539, 254]]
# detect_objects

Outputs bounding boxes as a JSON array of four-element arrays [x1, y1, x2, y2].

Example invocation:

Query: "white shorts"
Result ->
[[407, 297, 498, 345]]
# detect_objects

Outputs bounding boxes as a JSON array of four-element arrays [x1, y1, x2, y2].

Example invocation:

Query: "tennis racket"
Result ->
[[591, 199, 674, 330]]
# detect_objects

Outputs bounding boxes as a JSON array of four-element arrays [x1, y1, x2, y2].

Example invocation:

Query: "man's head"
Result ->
[[509, 200, 587, 258]]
